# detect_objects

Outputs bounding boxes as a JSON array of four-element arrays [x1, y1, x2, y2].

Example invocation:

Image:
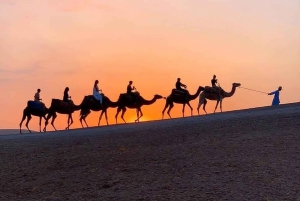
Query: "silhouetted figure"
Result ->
[[93, 80, 103, 105], [63, 87, 71, 103], [127, 81, 137, 103], [211, 75, 222, 100], [211, 75, 218, 87], [34, 89, 42, 102], [175, 78, 189, 99], [268, 86, 282, 106]]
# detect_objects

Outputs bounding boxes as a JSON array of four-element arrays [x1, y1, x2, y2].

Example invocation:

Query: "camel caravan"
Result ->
[[20, 76, 241, 133]]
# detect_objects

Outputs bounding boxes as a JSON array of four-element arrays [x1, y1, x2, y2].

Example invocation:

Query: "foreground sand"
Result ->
[[1, 103, 300, 201]]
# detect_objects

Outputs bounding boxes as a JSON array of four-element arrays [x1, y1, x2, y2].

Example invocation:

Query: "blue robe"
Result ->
[[269, 90, 280, 106]]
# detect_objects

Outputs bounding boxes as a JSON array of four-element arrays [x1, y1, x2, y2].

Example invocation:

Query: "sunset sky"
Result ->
[[0, 0, 299, 131]]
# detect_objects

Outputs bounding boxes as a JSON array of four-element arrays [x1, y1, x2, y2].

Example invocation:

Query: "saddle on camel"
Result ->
[[204, 74, 222, 100], [29, 88, 46, 113], [171, 78, 189, 100], [120, 91, 140, 105], [122, 80, 140, 104], [27, 101, 46, 113]]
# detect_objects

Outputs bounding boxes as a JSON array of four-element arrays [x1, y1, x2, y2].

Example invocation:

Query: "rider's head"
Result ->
[[177, 78, 181, 81], [213, 75, 216, 78], [95, 80, 99, 85], [278, 86, 282, 91], [37, 88, 41, 92], [64, 87, 69, 92], [129, 81, 133, 85]]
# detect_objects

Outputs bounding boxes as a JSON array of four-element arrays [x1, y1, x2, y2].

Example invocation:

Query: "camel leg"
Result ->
[[80, 110, 90, 128], [121, 107, 127, 123], [220, 99, 223, 112], [83, 117, 88, 128], [19, 109, 28, 134], [197, 102, 201, 115], [167, 102, 174, 119], [203, 99, 208, 114], [182, 103, 186, 117], [66, 114, 73, 130], [187, 102, 193, 116], [197, 95, 206, 115], [162, 101, 169, 119], [135, 108, 139, 122], [79, 115, 85, 128], [135, 108, 143, 122], [43, 114, 50, 132], [79, 116, 84, 128], [214, 100, 219, 113], [39, 116, 43, 132], [24, 114, 32, 133], [197, 96, 204, 115], [50, 113, 58, 131], [104, 110, 108, 125], [115, 107, 122, 124], [98, 110, 105, 126]]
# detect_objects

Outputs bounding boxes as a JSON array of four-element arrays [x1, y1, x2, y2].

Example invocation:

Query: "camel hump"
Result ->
[[51, 99, 74, 107], [204, 86, 222, 93], [171, 89, 186, 97], [27, 100, 45, 111]]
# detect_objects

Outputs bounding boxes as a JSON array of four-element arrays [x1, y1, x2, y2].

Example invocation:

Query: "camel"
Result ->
[[162, 86, 205, 119], [197, 83, 241, 114], [43, 99, 81, 131], [19, 101, 48, 133], [115, 92, 164, 123], [79, 94, 118, 128]]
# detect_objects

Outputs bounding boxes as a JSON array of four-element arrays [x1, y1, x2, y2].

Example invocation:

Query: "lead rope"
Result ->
[[239, 86, 269, 94]]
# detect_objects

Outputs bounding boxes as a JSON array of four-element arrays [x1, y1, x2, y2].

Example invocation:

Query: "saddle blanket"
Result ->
[[28, 101, 44, 111]]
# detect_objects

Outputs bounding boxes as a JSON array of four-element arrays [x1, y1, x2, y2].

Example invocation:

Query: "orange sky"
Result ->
[[0, 0, 299, 131]]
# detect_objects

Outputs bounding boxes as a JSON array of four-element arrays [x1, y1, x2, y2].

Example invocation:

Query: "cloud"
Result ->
[[0, 62, 43, 75]]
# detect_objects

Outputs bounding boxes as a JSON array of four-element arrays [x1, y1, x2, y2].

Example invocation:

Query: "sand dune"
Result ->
[[0, 103, 300, 200], [0, 129, 34, 135]]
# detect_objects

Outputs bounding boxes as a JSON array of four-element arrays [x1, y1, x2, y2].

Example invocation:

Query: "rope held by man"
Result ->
[[239, 86, 268, 94]]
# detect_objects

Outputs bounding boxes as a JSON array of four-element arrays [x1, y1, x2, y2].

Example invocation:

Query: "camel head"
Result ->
[[154, 94, 164, 99], [233, 83, 241, 87]]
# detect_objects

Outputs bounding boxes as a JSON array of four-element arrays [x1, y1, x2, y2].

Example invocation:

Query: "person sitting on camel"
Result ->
[[127, 81, 137, 103], [175, 78, 189, 99], [211, 75, 222, 100], [93, 80, 103, 106], [63, 87, 71, 103], [34, 88, 42, 102]]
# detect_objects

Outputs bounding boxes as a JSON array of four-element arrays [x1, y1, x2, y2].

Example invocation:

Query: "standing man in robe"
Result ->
[[268, 86, 282, 106]]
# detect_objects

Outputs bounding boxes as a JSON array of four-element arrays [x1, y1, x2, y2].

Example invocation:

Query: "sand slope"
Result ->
[[0, 129, 33, 135], [0, 103, 300, 201]]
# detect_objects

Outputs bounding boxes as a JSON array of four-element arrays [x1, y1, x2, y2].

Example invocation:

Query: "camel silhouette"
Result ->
[[43, 99, 81, 131], [162, 86, 205, 119], [115, 92, 164, 123], [19, 101, 48, 133], [79, 94, 118, 128], [197, 83, 241, 114]]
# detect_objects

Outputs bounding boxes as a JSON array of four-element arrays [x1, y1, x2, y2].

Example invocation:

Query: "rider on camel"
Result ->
[[211, 75, 222, 100], [176, 78, 189, 99], [127, 81, 137, 103], [63, 87, 71, 103], [34, 89, 42, 102], [93, 80, 103, 106]]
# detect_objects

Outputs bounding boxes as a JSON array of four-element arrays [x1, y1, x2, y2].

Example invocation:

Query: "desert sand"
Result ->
[[0, 103, 300, 201]]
